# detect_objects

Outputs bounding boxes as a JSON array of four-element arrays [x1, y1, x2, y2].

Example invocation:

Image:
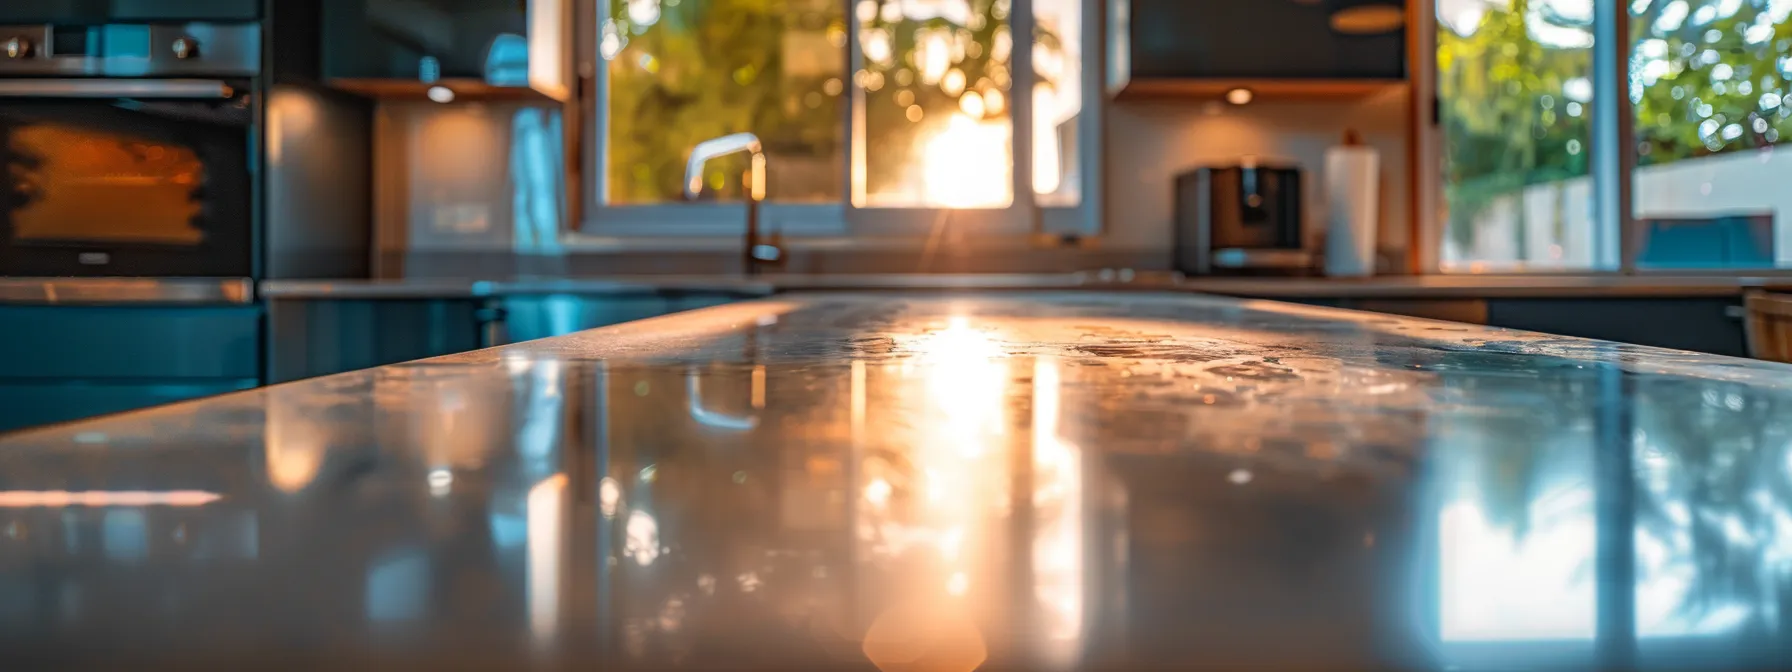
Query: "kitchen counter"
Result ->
[[258, 272, 1792, 300], [3, 292, 1792, 669]]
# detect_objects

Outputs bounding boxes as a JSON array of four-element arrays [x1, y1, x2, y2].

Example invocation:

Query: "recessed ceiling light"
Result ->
[[1225, 87, 1254, 105], [426, 85, 456, 103]]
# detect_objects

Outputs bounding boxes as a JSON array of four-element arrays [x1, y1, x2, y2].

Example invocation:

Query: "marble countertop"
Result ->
[[3, 292, 1792, 669], [258, 273, 1792, 300]]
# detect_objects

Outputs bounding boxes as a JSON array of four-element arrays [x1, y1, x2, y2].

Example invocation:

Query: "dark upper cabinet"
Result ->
[[1111, 0, 1406, 95], [0, 0, 261, 22], [320, 0, 569, 100]]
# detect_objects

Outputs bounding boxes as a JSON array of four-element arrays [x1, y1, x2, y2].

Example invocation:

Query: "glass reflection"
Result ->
[[1031, 359, 1085, 663], [1437, 423, 1598, 641], [527, 473, 566, 648], [1433, 365, 1792, 667], [685, 366, 760, 431], [366, 548, 430, 623], [265, 386, 325, 494], [0, 490, 222, 507]]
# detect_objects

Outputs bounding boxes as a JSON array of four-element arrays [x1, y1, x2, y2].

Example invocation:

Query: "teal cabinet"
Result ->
[[0, 305, 261, 433]]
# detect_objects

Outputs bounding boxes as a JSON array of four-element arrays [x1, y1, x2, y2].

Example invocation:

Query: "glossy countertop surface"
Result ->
[[4, 292, 1792, 669]]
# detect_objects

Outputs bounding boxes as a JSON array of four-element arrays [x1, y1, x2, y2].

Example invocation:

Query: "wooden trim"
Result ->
[[327, 78, 565, 102], [1406, 0, 1440, 275]]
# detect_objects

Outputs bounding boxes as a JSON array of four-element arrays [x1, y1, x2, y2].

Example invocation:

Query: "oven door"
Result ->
[[0, 78, 252, 277]]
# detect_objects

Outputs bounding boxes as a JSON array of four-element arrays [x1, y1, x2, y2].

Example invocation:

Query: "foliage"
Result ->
[[604, 0, 1042, 204], [606, 0, 845, 203], [1630, 0, 1792, 166], [1437, 0, 1792, 249], [859, 0, 1013, 199], [1438, 0, 1593, 248]]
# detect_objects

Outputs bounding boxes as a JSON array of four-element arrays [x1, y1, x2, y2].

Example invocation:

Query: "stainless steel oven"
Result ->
[[0, 21, 259, 277]]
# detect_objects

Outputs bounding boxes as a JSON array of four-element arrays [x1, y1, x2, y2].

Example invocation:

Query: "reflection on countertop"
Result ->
[[256, 272, 1792, 300], [2, 292, 1792, 669]]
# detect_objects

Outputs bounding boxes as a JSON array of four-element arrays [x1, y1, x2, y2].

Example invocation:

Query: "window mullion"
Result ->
[[1591, 0, 1633, 271], [1011, 0, 1037, 218], [845, 0, 865, 210], [587, 0, 610, 214]]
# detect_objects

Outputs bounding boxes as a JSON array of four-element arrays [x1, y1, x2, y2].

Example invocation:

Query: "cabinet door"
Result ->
[[495, 292, 758, 344], [0, 306, 260, 380], [0, 1, 261, 22], [0, 379, 257, 433], [266, 299, 483, 383], [1487, 299, 1749, 357], [1127, 0, 1405, 80], [322, 0, 528, 81]]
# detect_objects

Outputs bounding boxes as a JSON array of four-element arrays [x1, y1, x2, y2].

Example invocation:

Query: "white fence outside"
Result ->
[[1444, 147, 1792, 269]]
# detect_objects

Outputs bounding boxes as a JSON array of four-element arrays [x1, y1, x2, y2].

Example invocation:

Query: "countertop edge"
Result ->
[[254, 275, 1792, 300]]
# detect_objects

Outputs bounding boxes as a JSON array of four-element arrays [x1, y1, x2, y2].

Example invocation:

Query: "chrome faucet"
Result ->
[[684, 133, 783, 276]]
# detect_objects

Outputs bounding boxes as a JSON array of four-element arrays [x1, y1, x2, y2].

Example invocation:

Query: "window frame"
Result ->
[[1423, 0, 1792, 275], [575, 0, 1103, 240]]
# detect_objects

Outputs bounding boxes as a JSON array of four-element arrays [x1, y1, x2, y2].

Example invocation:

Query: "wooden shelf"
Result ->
[[1111, 78, 1407, 102], [327, 78, 569, 103]]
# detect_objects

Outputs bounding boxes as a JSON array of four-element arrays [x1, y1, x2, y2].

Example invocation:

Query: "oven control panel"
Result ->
[[0, 23, 258, 76]]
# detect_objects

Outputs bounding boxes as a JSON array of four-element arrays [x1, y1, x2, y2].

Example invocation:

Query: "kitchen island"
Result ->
[[2, 292, 1790, 670]]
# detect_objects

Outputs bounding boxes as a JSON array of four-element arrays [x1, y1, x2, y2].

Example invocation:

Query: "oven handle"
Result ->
[[0, 79, 234, 99]]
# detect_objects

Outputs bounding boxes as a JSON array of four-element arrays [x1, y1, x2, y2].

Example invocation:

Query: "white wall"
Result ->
[[1102, 86, 1413, 269]]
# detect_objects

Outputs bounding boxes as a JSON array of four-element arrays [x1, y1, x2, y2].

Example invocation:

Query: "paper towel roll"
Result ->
[[1324, 139, 1380, 277]]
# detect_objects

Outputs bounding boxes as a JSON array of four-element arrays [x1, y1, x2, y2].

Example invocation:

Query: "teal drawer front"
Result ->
[[0, 379, 257, 433], [0, 306, 260, 380]]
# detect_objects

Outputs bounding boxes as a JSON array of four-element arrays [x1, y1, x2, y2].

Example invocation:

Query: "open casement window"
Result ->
[[1430, 0, 1792, 272], [580, 0, 1101, 238]]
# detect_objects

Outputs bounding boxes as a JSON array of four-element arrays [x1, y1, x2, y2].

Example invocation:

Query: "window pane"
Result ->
[[604, 0, 845, 204], [1437, 0, 1598, 270], [1629, 0, 1791, 269], [1034, 0, 1081, 205], [855, 0, 1012, 208]]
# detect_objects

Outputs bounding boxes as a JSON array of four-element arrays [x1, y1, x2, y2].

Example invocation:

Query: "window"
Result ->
[[586, 0, 1096, 235], [1437, 0, 1792, 272], [1628, 0, 1791, 270], [602, 0, 846, 204], [1436, 0, 1599, 270], [856, 0, 1014, 208]]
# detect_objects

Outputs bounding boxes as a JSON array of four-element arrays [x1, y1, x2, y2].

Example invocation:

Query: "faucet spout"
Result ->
[[684, 133, 765, 201], [685, 132, 780, 276]]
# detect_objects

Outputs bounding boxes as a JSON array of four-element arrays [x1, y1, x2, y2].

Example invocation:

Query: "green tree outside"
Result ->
[[1438, 0, 1792, 252]]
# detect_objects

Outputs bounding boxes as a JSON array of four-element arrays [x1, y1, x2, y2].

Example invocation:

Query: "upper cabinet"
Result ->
[[1108, 0, 1407, 99], [321, 0, 570, 101], [0, 0, 261, 22]]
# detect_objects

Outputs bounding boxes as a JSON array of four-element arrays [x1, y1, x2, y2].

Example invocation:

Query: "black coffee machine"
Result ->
[[1173, 160, 1311, 276]]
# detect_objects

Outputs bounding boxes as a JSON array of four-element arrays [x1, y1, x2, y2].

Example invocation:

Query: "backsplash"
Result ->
[[371, 90, 1411, 276], [1103, 87, 1412, 270], [373, 100, 567, 276]]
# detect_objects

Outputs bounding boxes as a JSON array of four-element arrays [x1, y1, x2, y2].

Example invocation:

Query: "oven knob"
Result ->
[[171, 37, 199, 60], [3, 37, 32, 59]]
